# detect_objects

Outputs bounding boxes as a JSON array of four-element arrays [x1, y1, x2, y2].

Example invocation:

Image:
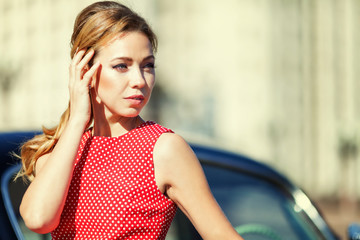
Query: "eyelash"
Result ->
[[144, 63, 155, 69], [112, 63, 155, 71], [113, 64, 127, 70]]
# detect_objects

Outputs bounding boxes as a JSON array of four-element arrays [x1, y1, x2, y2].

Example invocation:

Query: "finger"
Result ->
[[73, 49, 87, 65], [69, 49, 86, 86], [82, 61, 100, 87], [75, 49, 95, 81]]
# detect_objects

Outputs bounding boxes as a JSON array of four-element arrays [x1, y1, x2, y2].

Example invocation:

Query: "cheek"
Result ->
[[147, 74, 156, 89], [97, 71, 117, 93]]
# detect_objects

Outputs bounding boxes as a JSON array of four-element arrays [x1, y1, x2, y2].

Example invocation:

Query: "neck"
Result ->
[[92, 112, 144, 137]]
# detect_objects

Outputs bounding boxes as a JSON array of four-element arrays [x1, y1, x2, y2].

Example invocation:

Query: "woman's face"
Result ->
[[91, 31, 155, 120]]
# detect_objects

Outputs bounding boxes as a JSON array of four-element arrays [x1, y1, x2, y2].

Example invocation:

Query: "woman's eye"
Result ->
[[113, 64, 127, 70], [143, 63, 155, 69]]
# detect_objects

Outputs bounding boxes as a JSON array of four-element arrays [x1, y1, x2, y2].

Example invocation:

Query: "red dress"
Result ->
[[51, 121, 177, 239]]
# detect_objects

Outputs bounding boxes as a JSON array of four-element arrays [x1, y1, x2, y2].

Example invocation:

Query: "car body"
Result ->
[[0, 131, 343, 239]]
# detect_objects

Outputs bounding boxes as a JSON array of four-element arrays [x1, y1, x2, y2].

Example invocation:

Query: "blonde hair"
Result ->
[[17, 1, 157, 181]]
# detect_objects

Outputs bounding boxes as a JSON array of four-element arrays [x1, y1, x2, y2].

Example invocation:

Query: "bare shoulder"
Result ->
[[153, 133, 201, 184], [154, 133, 196, 163]]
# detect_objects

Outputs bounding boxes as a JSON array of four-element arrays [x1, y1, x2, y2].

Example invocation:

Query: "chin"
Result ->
[[121, 109, 143, 118]]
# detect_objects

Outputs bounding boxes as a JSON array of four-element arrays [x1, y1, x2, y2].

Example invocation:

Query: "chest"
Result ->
[[74, 139, 156, 200]]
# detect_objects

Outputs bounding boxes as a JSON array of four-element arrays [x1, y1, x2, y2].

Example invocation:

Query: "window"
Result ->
[[2, 164, 51, 240]]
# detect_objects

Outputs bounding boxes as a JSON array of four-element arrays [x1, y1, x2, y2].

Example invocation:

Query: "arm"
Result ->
[[153, 133, 244, 240], [20, 120, 86, 233], [19, 49, 100, 234]]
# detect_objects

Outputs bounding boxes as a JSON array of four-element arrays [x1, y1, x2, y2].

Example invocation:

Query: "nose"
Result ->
[[129, 67, 146, 88]]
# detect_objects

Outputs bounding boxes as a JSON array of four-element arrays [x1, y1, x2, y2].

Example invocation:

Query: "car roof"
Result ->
[[0, 131, 41, 174]]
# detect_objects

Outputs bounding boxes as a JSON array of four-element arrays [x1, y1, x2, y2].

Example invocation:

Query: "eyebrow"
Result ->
[[111, 55, 155, 62]]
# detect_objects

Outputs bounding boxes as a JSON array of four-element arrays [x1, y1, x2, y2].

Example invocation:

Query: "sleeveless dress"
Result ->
[[51, 121, 177, 240]]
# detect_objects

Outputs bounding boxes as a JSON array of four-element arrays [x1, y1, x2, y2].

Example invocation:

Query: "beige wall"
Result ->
[[0, 0, 359, 199]]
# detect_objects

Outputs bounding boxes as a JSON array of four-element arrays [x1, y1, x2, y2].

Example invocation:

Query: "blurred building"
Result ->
[[0, 0, 359, 199]]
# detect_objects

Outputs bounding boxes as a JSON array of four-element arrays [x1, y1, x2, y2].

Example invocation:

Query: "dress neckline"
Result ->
[[88, 121, 154, 140]]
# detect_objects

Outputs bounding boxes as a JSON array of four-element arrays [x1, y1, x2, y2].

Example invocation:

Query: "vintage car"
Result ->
[[0, 131, 351, 240]]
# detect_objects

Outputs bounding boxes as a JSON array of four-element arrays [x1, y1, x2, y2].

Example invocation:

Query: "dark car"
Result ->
[[0, 131, 348, 240]]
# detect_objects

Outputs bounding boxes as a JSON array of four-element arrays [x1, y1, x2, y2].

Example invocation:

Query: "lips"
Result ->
[[126, 95, 144, 100], [125, 94, 145, 105]]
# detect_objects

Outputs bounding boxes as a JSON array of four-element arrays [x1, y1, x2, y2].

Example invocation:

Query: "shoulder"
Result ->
[[153, 132, 199, 171], [155, 133, 191, 157]]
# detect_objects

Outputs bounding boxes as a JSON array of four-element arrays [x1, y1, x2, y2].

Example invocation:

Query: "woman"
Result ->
[[18, 1, 244, 239]]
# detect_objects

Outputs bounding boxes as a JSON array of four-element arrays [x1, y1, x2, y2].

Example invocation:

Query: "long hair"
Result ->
[[17, 1, 157, 181]]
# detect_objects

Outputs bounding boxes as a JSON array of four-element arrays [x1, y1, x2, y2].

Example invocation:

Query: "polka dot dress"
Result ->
[[51, 121, 177, 239]]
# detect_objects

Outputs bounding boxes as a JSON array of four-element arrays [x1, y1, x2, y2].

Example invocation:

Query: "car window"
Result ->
[[3, 165, 51, 240], [202, 162, 324, 240]]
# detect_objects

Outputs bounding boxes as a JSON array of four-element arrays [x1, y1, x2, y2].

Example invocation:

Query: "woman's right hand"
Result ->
[[68, 49, 100, 126]]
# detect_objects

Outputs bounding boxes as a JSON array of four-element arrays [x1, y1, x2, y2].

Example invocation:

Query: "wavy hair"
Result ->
[[17, 1, 157, 181]]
